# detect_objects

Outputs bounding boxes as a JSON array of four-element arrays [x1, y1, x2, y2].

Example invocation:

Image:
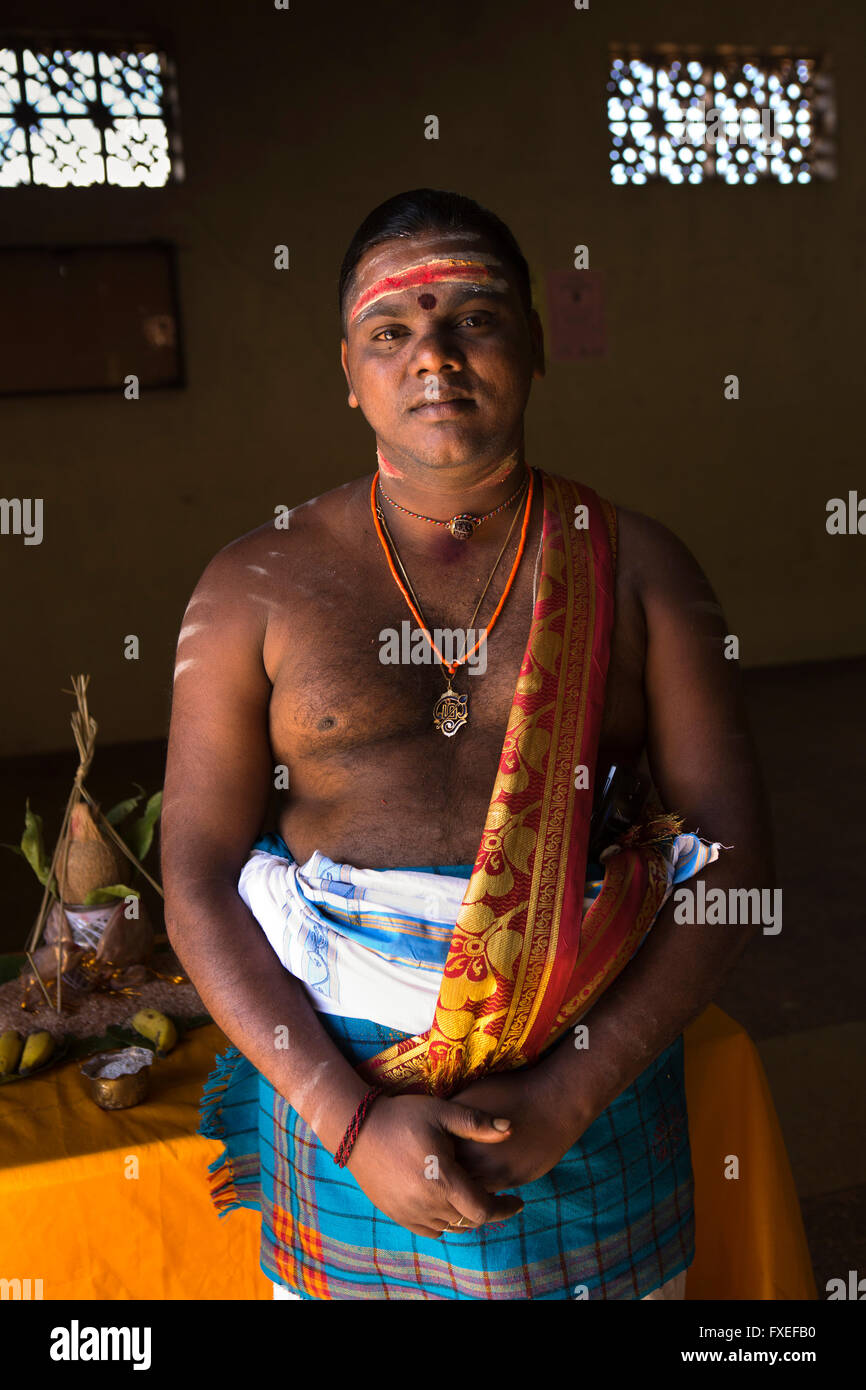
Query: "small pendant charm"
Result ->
[[448, 514, 478, 540], [433, 687, 468, 737]]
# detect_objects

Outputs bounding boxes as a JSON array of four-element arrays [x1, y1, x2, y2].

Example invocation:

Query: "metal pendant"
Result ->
[[448, 514, 478, 540], [434, 686, 468, 737]]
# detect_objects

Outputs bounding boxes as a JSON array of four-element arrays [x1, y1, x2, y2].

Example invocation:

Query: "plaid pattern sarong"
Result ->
[[199, 900, 695, 1300]]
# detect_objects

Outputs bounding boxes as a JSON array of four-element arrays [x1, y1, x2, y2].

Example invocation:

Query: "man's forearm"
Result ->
[[165, 884, 370, 1154], [538, 850, 774, 1131]]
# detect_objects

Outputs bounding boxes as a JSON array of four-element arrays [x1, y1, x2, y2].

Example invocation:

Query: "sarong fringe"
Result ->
[[206, 1163, 245, 1218], [198, 1045, 246, 1217], [198, 1044, 243, 1141]]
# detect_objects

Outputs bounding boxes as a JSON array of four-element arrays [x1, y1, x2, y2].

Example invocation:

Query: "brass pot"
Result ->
[[80, 1047, 154, 1109]]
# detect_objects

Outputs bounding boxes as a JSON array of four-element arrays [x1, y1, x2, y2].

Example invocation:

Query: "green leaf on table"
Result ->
[[82, 884, 141, 905], [105, 1024, 157, 1052], [105, 793, 144, 826], [125, 791, 163, 862], [1, 842, 58, 896], [19, 800, 57, 887], [0, 953, 27, 986]]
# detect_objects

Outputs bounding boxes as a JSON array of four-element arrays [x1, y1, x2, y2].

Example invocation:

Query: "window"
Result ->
[[0, 41, 182, 188], [608, 47, 836, 185]]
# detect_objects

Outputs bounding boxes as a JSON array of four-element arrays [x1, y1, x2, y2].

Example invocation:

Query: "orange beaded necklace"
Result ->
[[370, 468, 535, 736]]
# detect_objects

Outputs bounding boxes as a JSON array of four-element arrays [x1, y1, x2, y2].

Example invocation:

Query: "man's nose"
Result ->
[[409, 326, 466, 376]]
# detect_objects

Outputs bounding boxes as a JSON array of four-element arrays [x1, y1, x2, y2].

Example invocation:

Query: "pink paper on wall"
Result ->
[[545, 269, 606, 361]]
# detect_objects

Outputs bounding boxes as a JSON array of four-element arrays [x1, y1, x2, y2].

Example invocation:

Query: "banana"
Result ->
[[130, 1008, 177, 1055], [0, 1029, 23, 1078], [18, 1030, 55, 1074]]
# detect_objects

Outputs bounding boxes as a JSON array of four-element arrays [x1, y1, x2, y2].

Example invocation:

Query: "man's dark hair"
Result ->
[[339, 188, 533, 332]]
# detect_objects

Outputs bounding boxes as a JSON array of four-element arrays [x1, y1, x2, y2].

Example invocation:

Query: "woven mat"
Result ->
[[0, 950, 209, 1042]]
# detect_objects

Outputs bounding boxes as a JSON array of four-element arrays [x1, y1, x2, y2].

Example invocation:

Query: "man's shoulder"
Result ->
[[543, 473, 682, 550], [201, 474, 371, 584], [615, 502, 685, 561], [613, 504, 720, 613]]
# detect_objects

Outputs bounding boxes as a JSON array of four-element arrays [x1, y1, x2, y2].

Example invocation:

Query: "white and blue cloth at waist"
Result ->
[[239, 831, 720, 1037]]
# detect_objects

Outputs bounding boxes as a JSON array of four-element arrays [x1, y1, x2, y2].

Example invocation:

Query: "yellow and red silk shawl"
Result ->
[[359, 470, 672, 1098]]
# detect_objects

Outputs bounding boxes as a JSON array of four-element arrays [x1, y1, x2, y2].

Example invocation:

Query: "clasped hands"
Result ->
[[347, 1060, 592, 1241], [449, 1064, 584, 1195]]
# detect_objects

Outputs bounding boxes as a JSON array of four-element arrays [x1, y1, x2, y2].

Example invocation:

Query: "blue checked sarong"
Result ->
[[199, 837, 696, 1300]]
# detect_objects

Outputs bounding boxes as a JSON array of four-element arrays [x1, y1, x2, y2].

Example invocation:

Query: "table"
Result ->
[[0, 1006, 816, 1300]]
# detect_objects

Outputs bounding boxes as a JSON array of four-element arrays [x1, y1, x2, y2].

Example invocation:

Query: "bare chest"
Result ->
[[262, 516, 647, 802]]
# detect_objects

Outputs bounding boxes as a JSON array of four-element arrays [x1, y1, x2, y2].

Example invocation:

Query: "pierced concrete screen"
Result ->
[[0, 42, 182, 187], [607, 47, 836, 185]]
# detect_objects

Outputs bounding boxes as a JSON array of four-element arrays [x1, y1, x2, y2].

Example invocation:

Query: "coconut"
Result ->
[[57, 801, 128, 904]]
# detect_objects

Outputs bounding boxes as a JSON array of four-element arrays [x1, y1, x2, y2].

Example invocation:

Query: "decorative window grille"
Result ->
[[0, 41, 182, 187], [607, 46, 836, 185]]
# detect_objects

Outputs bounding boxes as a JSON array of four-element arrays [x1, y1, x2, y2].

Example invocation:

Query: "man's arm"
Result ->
[[161, 544, 372, 1156], [539, 508, 776, 1126]]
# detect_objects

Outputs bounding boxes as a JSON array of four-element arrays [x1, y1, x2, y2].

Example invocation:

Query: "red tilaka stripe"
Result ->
[[350, 261, 495, 321]]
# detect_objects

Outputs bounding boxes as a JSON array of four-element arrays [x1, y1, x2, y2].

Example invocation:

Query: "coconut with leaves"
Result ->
[[2, 676, 164, 1011]]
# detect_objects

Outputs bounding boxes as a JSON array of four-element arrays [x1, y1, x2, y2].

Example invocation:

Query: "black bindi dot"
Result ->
[[418, 293, 437, 310], [317, 716, 336, 731]]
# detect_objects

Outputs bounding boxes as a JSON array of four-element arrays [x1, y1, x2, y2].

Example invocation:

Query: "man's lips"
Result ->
[[409, 395, 475, 417]]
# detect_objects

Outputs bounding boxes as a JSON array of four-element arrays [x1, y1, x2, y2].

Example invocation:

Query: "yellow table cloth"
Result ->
[[0, 1005, 816, 1300]]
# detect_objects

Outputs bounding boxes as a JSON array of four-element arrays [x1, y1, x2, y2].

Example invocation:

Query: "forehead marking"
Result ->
[[417, 293, 436, 310], [350, 258, 501, 322], [354, 236, 489, 279]]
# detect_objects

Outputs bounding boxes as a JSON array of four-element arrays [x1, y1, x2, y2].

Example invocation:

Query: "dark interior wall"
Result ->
[[1, 0, 863, 754]]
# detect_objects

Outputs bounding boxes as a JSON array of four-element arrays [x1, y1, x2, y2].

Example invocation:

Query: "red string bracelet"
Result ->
[[334, 1087, 384, 1168]]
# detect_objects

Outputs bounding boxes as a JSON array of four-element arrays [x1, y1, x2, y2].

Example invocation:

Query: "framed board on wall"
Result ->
[[0, 240, 185, 396]]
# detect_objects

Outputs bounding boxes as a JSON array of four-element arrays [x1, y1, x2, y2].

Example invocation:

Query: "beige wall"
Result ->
[[1, 0, 864, 754]]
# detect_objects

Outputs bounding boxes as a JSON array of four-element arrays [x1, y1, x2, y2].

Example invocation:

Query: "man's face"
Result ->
[[340, 231, 544, 477]]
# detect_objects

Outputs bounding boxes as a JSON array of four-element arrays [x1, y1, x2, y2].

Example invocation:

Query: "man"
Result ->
[[161, 188, 774, 1300]]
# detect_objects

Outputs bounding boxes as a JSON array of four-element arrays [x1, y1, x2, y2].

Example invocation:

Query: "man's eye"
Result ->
[[371, 313, 490, 341]]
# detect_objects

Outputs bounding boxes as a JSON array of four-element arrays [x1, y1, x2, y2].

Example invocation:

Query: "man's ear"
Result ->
[[340, 338, 359, 408], [529, 309, 546, 380]]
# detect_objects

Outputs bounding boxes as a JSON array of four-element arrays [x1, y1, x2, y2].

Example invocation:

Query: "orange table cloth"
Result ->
[[0, 1005, 815, 1300]]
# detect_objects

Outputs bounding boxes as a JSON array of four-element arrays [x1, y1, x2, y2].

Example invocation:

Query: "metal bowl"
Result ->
[[80, 1046, 154, 1110]]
